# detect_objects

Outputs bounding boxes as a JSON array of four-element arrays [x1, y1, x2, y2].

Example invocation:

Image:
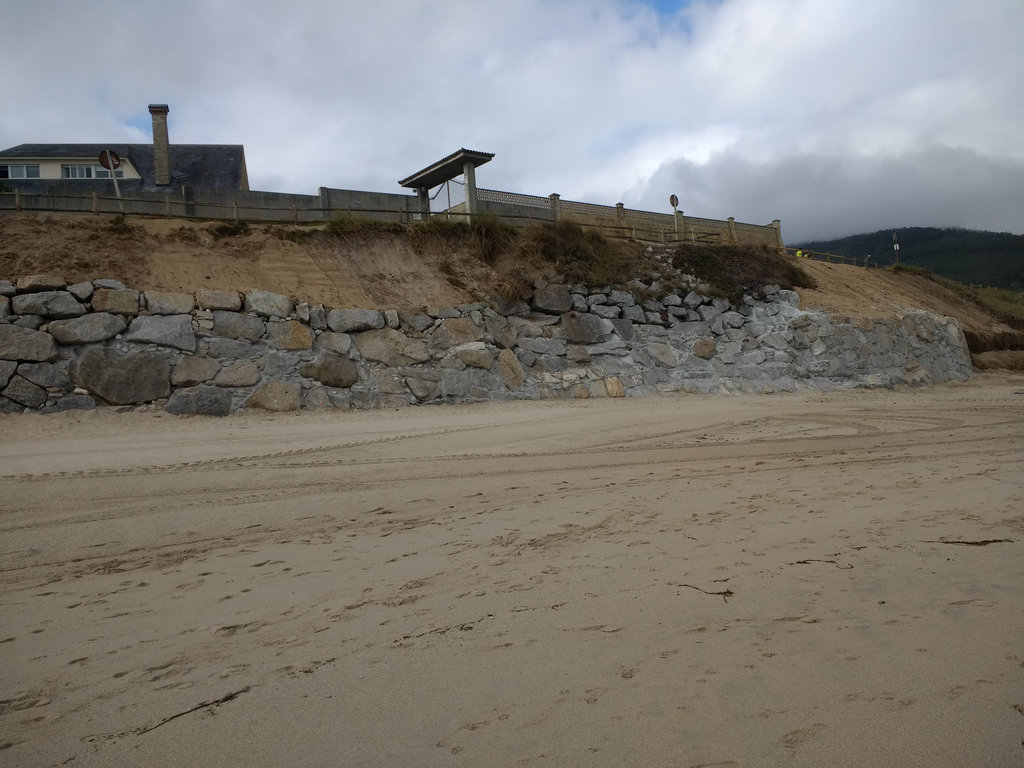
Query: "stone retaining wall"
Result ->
[[0, 272, 973, 416]]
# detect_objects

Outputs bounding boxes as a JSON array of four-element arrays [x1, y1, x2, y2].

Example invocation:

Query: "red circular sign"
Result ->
[[669, 194, 679, 208], [98, 150, 121, 170]]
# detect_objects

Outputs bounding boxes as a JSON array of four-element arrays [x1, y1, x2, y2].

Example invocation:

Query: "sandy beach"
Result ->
[[1, 375, 1022, 767]]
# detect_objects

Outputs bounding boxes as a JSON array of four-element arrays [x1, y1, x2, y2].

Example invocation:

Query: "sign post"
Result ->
[[99, 150, 125, 214]]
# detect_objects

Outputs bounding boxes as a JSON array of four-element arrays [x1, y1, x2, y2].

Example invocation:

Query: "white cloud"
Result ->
[[2, 0, 1021, 241]]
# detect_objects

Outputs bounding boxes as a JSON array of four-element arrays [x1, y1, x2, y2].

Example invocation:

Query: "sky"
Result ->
[[2, 0, 1022, 243]]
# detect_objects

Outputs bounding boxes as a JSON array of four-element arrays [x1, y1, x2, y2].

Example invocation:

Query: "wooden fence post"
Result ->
[[92, 192, 98, 214], [233, 202, 239, 222], [14, 189, 21, 212]]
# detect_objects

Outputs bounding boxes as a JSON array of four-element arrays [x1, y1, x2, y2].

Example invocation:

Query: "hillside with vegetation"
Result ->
[[796, 227, 1024, 290]]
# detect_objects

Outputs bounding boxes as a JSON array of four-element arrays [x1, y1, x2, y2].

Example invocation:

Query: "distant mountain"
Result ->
[[795, 228, 1024, 290]]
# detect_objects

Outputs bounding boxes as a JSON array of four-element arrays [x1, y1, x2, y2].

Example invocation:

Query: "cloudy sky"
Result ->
[[3, 0, 1022, 242]]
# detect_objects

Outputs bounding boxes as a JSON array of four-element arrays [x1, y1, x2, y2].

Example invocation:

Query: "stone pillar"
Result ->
[[728, 216, 738, 243], [772, 219, 784, 247], [148, 104, 171, 186], [549, 193, 560, 222], [674, 210, 685, 240], [463, 160, 478, 216]]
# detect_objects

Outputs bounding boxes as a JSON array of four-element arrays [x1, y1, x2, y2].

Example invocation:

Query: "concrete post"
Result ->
[[549, 193, 560, 221], [463, 160, 478, 216], [417, 186, 430, 219], [674, 210, 685, 240], [318, 186, 330, 220]]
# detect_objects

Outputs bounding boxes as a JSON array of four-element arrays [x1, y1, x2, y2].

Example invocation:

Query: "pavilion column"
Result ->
[[463, 160, 478, 216]]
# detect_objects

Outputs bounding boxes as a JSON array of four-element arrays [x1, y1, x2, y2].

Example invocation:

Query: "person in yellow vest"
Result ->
[[795, 249, 803, 259]]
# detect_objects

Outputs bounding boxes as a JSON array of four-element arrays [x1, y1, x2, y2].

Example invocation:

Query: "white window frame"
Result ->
[[63, 164, 94, 179], [0, 163, 41, 179]]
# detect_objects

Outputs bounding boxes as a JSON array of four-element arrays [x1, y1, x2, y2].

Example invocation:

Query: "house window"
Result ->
[[0, 164, 41, 179], [62, 164, 124, 179], [63, 164, 94, 179]]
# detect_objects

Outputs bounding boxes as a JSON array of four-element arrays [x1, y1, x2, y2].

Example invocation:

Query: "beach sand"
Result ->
[[1, 375, 1022, 767]]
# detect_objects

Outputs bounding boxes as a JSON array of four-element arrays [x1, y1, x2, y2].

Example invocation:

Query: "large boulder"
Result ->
[[47, 313, 126, 344], [16, 275, 65, 292], [498, 348, 525, 390], [172, 356, 221, 386], [354, 328, 430, 366], [245, 290, 294, 319], [2, 375, 47, 408], [245, 380, 301, 411], [11, 290, 86, 319], [91, 288, 140, 316], [214, 362, 262, 387], [124, 315, 197, 352], [327, 309, 385, 333], [212, 311, 265, 342], [299, 351, 359, 388], [70, 347, 171, 405], [0, 324, 58, 362], [531, 284, 573, 315], [559, 312, 614, 344], [265, 320, 313, 350], [145, 291, 196, 315], [196, 289, 242, 311], [430, 317, 484, 350], [165, 385, 233, 416]]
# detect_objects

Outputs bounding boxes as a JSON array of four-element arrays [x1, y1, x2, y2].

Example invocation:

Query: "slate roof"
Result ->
[[0, 143, 248, 192]]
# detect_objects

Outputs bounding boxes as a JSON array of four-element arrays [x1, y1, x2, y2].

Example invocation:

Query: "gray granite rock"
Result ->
[[0, 324, 58, 362], [215, 361, 262, 387], [265, 320, 313, 350], [531, 284, 573, 315], [47, 313, 126, 345], [2, 375, 47, 408], [212, 311, 265, 342], [165, 385, 233, 416], [17, 361, 70, 389], [70, 347, 170, 405], [172, 356, 220, 386], [11, 290, 86, 319], [246, 380, 301, 411], [299, 351, 359, 388], [196, 289, 242, 311], [91, 288, 140, 315], [125, 315, 197, 352], [354, 328, 429, 366], [327, 308, 385, 333], [145, 291, 196, 315], [245, 290, 294, 318]]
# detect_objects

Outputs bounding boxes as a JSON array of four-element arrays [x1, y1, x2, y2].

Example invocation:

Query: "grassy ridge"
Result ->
[[796, 227, 1024, 290]]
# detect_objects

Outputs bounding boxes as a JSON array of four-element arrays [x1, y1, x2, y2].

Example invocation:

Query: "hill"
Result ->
[[1, 212, 1022, 368], [795, 227, 1024, 289]]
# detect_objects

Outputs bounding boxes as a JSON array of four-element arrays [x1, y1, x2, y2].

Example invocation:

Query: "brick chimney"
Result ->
[[148, 104, 170, 186]]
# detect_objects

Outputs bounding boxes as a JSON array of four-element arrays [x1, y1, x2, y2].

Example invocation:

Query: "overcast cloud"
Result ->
[[2, 0, 1021, 242]]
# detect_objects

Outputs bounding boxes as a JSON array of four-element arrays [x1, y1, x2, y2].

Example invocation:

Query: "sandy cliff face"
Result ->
[[0, 212, 1017, 341]]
